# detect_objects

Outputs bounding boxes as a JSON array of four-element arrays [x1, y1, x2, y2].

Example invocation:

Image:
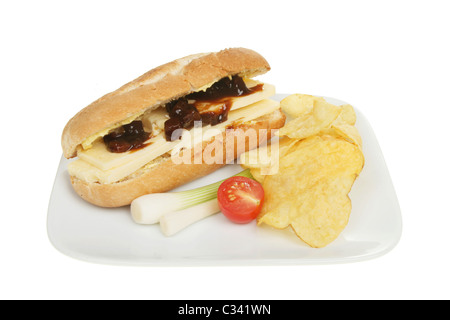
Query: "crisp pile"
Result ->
[[240, 94, 365, 248]]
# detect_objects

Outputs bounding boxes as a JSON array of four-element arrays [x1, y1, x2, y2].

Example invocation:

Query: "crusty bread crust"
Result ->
[[62, 48, 271, 159], [70, 109, 286, 207]]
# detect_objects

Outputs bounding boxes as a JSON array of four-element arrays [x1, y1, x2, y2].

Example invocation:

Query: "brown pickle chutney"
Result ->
[[103, 120, 151, 153], [102, 75, 264, 152], [164, 75, 263, 141]]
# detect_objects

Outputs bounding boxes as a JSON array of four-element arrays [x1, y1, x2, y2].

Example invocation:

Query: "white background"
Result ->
[[1, 0, 449, 300]]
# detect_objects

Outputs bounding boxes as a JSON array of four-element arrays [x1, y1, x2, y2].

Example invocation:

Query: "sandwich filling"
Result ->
[[69, 75, 279, 184]]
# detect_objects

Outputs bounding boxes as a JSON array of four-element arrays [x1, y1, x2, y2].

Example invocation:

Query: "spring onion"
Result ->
[[159, 199, 220, 236], [130, 169, 253, 225]]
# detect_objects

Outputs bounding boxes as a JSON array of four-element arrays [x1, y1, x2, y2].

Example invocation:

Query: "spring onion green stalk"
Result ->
[[130, 169, 253, 225]]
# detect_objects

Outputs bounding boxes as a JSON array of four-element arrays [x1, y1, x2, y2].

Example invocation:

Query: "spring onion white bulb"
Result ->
[[130, 169, 253, 224], [159, 199, 220, 236]]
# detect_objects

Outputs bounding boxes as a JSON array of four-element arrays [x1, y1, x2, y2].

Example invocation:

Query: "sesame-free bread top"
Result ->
[[61, 48, 271, 159]]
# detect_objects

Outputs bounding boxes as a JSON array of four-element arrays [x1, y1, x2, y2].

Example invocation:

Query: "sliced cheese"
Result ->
[[192, 82, 275, 114], [237, 80, 275, 111], [78, 134, 168, 171], [69, 99, 281, 184], [79, 80, 274, 151], [141, 106, 169, 136], [78, 82, 275, 171]]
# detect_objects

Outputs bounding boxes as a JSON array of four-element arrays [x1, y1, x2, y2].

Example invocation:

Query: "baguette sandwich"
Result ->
[[62, 48, 285, 207]]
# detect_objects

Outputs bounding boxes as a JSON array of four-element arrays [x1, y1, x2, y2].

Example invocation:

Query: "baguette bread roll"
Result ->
[[62, 48, 285, 207]]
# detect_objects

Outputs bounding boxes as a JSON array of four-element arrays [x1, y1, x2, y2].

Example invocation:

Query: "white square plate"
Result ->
[[47, 94, 402, 266]]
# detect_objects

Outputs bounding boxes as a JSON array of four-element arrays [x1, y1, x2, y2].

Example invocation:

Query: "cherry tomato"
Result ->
[[217, 176, 265, 224]]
